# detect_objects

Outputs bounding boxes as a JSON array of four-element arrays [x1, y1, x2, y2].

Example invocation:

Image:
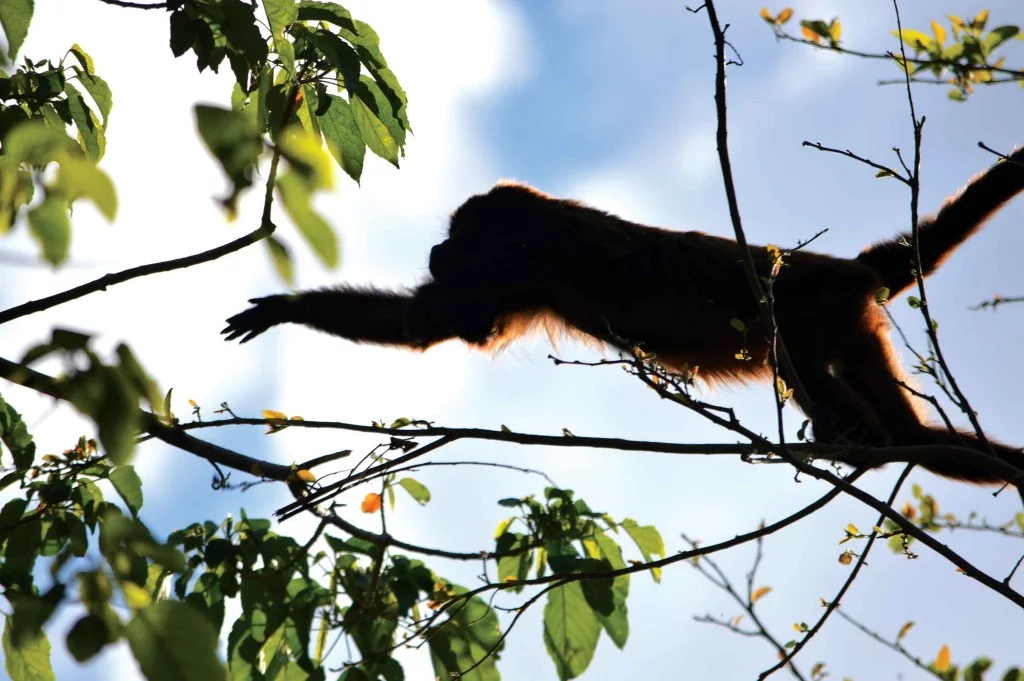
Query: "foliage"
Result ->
[[760, 7, 1024, 100]]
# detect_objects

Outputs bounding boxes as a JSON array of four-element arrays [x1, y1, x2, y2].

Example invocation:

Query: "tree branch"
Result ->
[[0, 223, 274, 325], [0, 356, 295, 482]]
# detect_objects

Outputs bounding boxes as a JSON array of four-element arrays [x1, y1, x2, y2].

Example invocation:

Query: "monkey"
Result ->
[[223, 148, 1024, 487]]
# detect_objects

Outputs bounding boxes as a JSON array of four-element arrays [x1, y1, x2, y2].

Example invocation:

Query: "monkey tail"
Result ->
[[856, 147, 1024, 297]]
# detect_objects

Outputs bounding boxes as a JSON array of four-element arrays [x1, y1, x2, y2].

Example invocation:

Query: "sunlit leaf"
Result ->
[[64, 82, 104, 160], [397, 477, 430, 505], [985, 26, 1020, 53], [3, 615, 54, 681], [277, 171, 339, 268], [109, 464, 144, 518], [265, 236, 294, 284], [125, 601, 224, 681], [0, 0, 33, 60], [194, 105, 262, 215], [428, 586, 502, 681], [751, 586, 772, 603], [262, 0, 299, 74], [934, 644, 951, 672], [829, 20, 841, 43], [28, 196, 71, 266], [319, 94, 365, 182], [56, 156, 117, 220], [621, 519, 665, 582], [361, 493, 381, 513], [544, 582, 601, 681]]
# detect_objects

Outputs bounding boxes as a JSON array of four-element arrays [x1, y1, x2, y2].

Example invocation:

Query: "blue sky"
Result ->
[[3, 1, 1024, 679]]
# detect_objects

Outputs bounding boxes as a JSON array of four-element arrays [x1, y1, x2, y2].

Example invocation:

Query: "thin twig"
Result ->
[[836, 609, 944, 680], [96, 0, 168, 8], [685, 531, 808, 681], [802, 141, 910, 185], [760, 465, 913, 678]]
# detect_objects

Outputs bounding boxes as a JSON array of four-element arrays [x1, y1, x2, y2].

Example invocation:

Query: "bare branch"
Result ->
[[760, 465, 914, 678]]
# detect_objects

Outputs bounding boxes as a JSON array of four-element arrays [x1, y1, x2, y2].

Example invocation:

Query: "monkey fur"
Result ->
[[224, 148, 1024, 487]]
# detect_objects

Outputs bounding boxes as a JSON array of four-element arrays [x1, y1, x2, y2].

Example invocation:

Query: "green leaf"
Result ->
[[590, 531, 629, 648], [68, 43, 95, 75], [193, 104, 262, 214], [0, 0, 33, 60], [168, 10, 196, 58], [907, 296, 922, 309], [66, 512, 88, 557], [109, 465, 144, 518], [543, 582, 601, 680], [66, 614, 113, 662], [891, 28, 936, 53], [985, 26, 1020, 52], [621, 519, 664, 582], [428, 587, 502, 681], [27, 196, 71, 266], [3, 121, 79, 166], [963, 657, 993, 681], [297, 1, 354, 30], [125, 601, 225, 681], [262, 0, 298, 74], [0, 515, 41, 585], [318, 94, 365, 182], [115, 344, 161, 413], [3, 615, 54, 681], [56, 156, 117, 220], [0, 394, 36, 470], [397, 477, 430, 505], [306, 28, 361, 92], [278, 127, 333, 188], [352, 78, 401, 166], [64, 82, 104, 160], [265, 236, 294, 284], [74, 70, 113, 128], [495, 532, 533, 592], [277, 171, 339, 268], [63, 366, 139, 466]]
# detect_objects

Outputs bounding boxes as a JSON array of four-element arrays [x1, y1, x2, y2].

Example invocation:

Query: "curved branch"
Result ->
[[0, 223, 274, 325], [0, 357, 295, 482]]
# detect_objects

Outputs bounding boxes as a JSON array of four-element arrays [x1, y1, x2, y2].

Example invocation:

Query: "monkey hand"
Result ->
[[222, 295, 295, 343]]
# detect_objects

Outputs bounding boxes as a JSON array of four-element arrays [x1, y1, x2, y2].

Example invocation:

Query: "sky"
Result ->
[[2, 1, 1024, 679]]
